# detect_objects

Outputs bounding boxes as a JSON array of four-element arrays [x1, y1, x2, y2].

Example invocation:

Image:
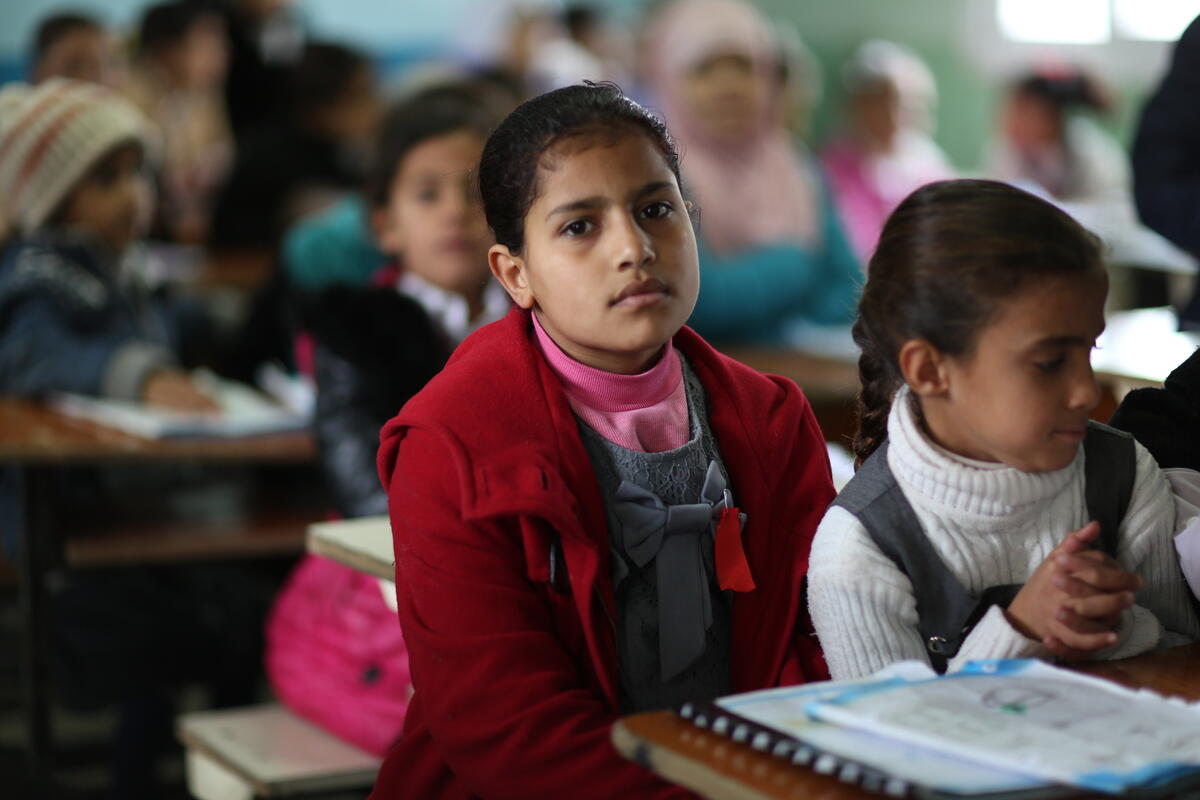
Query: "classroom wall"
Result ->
[[755, 0, 1179, 169], [0, 0, 1183, 170]]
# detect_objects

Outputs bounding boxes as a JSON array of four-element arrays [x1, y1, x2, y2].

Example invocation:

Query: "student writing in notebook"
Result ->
[[807, 180, 1200, 681], [372, 83, 835, 799]]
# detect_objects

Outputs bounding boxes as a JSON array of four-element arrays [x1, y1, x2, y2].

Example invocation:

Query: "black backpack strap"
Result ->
[[833, 443, 992, 673], [1082, 420, 1137, 558]]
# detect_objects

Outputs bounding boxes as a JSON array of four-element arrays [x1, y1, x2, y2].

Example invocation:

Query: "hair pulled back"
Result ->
[[477, 82, 681, 254], [366, 84, 500, 210], [852, 179, 1104, 464], [1014, 70, 1111, 116]]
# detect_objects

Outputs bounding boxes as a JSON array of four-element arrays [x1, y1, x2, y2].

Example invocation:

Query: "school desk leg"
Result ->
[[17, 465, 55, 785]]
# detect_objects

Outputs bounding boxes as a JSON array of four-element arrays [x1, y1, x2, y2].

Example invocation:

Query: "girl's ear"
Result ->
[[897, 338, 951, 398], [489, 244, 534, 309]]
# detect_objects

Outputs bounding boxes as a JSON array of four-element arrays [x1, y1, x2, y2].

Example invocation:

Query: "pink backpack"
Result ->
[[265, 553, 411, 756]]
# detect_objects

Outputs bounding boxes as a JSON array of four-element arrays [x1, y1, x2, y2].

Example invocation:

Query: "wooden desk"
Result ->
[[718, 347, 861, 405], [65, 506, 318, 568], [719, 308, 1200, 443], [613, 644, 1200, 800], [716, 346, 860, 445], [722, 310, 1197, 400], [0, 399, 317, 784], [0, 399, 314, 463]]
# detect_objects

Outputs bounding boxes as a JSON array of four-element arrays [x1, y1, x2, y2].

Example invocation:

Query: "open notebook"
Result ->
[[678, 659, 1200, 799], [51, 369, 311, 439]]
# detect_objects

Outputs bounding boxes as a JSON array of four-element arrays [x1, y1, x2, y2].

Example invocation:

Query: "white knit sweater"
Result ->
[[808, 388, 1200, 681]]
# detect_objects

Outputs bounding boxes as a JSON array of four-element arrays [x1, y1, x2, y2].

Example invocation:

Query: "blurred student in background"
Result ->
[[986, 68, 1128, 207], [283, 73, 518, 292], [209, 41, 380, 250], [219, 0, 305, 141], [820, 40, 954, 262], [0, 80, 211, 409], [266, 87, 507, 756], [127, 0, 234, 244], [0, 78, 271, 800], [641, 0, 860, 345], [987, 65, 1198, 298], [299, 84, 506, 520], [1131, 14, 1200, 326], [30, 12, 122, 87], [1133, 13, 1200, 256], [524, 3, 633, 91], [562, 3, 634, 88]]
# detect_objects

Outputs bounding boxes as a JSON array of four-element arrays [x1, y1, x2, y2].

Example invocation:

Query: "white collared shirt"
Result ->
[[396, 271, 510, 345]]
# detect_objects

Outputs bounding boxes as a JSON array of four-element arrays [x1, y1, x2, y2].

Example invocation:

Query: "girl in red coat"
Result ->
[[373, 83, 836, 799]]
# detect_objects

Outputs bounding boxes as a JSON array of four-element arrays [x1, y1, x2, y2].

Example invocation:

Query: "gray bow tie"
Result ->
[[611, 461, 741, 681]]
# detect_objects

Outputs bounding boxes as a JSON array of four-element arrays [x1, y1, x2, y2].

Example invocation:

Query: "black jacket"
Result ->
[[1132, 14, 1200, 255], [1109, 349, 1200, 471], [298, 286, 450, 518]]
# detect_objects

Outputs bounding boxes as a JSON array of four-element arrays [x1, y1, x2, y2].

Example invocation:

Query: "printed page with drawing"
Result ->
[[805, 659, 1200, 794]]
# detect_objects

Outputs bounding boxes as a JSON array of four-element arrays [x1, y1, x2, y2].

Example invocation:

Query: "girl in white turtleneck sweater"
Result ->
[[809, 179, 1200, 681]]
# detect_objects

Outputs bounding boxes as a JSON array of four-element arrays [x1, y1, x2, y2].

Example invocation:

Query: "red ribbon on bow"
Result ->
[[715, 507, 755, 592]]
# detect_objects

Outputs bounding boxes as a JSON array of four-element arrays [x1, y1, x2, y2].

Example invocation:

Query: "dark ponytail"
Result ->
[[852, 179, 1104, 464]]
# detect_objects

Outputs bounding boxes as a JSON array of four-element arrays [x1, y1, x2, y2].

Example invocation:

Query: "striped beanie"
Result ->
[[0, 78, 153, 235]]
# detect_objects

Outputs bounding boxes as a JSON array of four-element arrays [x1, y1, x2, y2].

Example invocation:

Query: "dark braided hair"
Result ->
[[477, 82, 682, 254], [852, 179, 1104, 464]]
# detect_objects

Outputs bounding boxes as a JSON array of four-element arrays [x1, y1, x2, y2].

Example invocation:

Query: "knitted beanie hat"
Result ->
[[0, 78, 153, 235]]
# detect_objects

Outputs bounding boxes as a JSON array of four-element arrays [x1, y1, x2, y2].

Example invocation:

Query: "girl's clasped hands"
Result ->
[[1009, 521, 1143, 659]]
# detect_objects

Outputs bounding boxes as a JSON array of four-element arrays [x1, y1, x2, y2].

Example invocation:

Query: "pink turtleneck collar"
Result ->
[[532, 312, 689, 453]]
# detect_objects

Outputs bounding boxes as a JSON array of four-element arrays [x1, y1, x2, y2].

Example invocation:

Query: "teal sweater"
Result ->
[[282, 196, 386, 290], [687, 180, 862, 343]]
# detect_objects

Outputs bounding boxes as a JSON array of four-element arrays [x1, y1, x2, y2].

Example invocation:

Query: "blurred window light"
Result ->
[[997, 0, 1112, 44], [1113, 0, 1200, 40]]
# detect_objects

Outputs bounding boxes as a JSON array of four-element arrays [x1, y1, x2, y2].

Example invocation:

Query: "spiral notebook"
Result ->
[[677, 659, 1200, 799]]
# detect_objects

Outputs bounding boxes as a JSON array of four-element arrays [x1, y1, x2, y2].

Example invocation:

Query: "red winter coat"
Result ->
[[372, 308, 833, 800]]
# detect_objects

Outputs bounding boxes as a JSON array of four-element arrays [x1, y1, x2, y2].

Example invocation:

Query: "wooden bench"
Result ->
[[177, 704, 380, 799], [64, 506, 321, 568]]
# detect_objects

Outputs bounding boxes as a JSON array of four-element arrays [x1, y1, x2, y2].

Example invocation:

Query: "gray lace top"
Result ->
[[577, 356, 733, 713]]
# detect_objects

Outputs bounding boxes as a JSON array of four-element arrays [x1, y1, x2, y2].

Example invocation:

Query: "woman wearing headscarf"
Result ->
[[641, 0, 860, 344]]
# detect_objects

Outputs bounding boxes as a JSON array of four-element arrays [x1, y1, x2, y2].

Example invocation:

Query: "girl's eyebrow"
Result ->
[[1027, 333, 1103, 348], [545, 181, 675, 220], [546, 196, 605, 219], [633, 180, 674, 200]]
